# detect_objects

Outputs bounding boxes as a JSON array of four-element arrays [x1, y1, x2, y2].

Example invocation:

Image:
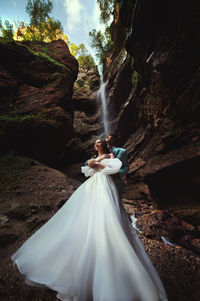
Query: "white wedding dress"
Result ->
[[11, 158, 168, 301]]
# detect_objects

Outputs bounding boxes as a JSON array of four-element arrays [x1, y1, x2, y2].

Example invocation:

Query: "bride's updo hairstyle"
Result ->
[[93, 138, 110, 158]]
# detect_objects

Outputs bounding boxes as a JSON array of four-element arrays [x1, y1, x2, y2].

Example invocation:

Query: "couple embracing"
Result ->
[[11, 132, 168, 301], [86, 133, 129, 199]]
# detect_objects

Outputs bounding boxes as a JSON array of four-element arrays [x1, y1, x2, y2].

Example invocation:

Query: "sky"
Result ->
[[0, 0, 106, 61]]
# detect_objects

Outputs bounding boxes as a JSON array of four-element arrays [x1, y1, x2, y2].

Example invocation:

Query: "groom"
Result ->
[[105, 133, 129, 199]]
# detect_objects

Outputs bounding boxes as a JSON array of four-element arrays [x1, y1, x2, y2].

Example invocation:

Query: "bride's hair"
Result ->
[[93, 138, 110, 158]]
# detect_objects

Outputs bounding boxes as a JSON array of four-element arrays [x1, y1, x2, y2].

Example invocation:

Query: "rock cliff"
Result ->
[[0, 38, 101, 165], [62, 66, 101, 162], [104, 0, 200, 213], [0, 39, 78, 164], [101, 2, 200, 284]]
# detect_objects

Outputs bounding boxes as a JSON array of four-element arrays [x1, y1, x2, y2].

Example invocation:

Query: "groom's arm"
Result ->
[[119, 150, 129, 177]]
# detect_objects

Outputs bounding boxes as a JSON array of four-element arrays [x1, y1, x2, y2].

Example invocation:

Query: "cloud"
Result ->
[[93, 1, 105, 32], [64, 0, 83, 33], [62, 0, 108, 65]]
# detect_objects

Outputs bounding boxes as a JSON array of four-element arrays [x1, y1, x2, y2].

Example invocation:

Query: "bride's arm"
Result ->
[[109, 153, 115, 159], [95, 162, 105, 169], [88, 159, 98, 168], [95, 154, 109, 162]]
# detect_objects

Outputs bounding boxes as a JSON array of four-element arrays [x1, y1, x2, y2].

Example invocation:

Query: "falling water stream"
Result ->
[[97, 73, 175, 248], [97, 76, 109, 135]]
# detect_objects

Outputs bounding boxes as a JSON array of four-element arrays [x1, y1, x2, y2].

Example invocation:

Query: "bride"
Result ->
[[11, 138, 168, 301]]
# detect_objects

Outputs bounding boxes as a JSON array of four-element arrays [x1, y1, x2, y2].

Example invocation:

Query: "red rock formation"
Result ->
[[104, 0, 200, 213], [0, 39, 78, 164]]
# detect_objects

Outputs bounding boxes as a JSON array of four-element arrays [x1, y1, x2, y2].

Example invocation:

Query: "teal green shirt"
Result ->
[[111, 147, 129, 177]]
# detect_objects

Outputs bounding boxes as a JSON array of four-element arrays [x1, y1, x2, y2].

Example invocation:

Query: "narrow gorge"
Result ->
[[0, 1, 200, 300]]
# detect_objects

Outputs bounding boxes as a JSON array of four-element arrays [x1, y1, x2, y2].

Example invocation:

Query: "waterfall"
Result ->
[[97, 76, 109, 135]]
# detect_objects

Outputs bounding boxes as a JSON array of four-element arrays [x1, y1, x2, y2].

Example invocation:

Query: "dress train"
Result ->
[[11, 158, 168, 301]]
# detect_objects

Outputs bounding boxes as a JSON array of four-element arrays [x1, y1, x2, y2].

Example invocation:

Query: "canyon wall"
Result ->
[[104, 0, 200, 212], [0, 39, 100, 165]]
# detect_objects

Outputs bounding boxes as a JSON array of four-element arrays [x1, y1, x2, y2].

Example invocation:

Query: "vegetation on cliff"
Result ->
[[0, 152, 30, 191], [19, 0, 63, 42], [70, 43, 96, 70], [0, 0, 96, 70], [89, 0, 115, 65]]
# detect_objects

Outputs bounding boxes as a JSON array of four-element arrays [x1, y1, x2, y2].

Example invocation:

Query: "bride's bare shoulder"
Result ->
[[104, 153, 114, 159], [102, 153, 115, 159], [96, 153, 115, 162]]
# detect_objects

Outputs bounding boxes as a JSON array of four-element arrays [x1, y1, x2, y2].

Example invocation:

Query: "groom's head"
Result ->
[[105, 133, 117, 150]]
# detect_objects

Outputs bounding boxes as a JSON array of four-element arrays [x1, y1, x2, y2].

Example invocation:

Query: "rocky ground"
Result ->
[[0, 159, 199, 301], [123, 200, 200, 301]]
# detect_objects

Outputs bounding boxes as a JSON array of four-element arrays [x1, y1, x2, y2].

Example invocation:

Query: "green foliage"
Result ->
[[132, 70, 138, 87], [78, 55, 96, 69], [75, 79, 84, 88], [15, 41, 70, 73], [77, 43, 88, 56], [37, 52, 70, 71], [87, 79, 97, 90], [69, 42, 79, 57], [0, 111, 47, 130], [0, 152, 30, 191], [97, 0, 114, 24], [21, 0, 63, 42], [77, 44, 95, 69], [69, 42, 96, 69], [75, 78, 97, 90], [90, 0, 114, 65], [41, 45, 49, 53], [16, 41, 69, 70], [22, 19, 63, 42], [0, 19, 14, 41], [89, 27, 113, 65], [26, 0, 52, 25]]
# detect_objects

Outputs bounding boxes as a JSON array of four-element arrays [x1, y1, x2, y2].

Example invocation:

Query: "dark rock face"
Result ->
[[70, 66, 101, 160], [104, 0, 200, 211], [0, 39, 78, 164]]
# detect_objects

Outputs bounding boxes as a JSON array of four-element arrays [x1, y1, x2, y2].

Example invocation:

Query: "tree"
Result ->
[[69, 43, 79, 57], [26, 0, 52, 26], [89, 27, 113, 65], [77, 44, 96, 69], [21, 0, 63, 42], [97, 0, 114, 24], [69, 42, 96, 69], [78, 53, 95, 69], [78, 43, 88, 57], [0, 19, 14, 40], [89, 0, 114, 65]]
